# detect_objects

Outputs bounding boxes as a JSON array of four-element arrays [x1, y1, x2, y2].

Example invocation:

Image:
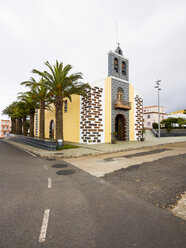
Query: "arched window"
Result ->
[[122, 61, 126, 75], [64, 100, 68, 113], [117, 88, 123, 103], [114, 58, 118, 72]]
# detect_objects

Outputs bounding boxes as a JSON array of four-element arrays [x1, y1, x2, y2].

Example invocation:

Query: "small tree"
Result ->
[[166, 123, 172, 133]]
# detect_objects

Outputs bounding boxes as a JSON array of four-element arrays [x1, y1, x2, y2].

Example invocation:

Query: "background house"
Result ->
[[165, 110, 186, 127], [0, 120, 11, 138], [143, 105, 166, 129]]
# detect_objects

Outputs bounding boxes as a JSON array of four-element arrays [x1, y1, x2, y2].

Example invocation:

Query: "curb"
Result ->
[[3, 139, 186, 159]]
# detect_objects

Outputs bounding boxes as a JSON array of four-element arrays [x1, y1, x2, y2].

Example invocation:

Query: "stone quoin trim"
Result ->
[[80, 86, 103, 143], [134, 95, 143, 140]]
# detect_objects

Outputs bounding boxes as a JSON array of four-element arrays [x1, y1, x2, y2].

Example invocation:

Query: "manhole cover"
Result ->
[[56, 170, 75, 175], [52, 164, 68, 168]]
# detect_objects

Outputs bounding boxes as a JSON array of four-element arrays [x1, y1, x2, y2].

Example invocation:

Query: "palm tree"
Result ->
[[21, 77, 50, 139], [2, 101, 29, 135], [16, 101, 30, 136], [32, 61, 90, 141], [2, 102, 17, 134], [18, 91, 39, 137]]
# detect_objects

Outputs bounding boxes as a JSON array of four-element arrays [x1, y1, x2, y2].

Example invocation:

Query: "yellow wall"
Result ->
[[63, 95, 80, 142], [105, 77, 112, 143], [170, 110, 184, 114], [44, 95, 80, 142], [129, 83, 135, 141], [45, 104, 56, 139]]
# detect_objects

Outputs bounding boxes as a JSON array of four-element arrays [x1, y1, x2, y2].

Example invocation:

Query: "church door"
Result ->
[[49, 120, 54, 139], [115, 114, 125, 140]]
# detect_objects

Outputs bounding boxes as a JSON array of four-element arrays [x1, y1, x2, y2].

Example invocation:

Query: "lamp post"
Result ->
[[154, 80, 162, 138]]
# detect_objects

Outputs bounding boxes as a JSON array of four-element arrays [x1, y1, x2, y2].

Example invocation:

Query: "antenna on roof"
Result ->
[[116, 20, 118, 46]]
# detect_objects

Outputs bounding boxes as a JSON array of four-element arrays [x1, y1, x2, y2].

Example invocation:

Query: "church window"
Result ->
[[117, 88, 123, 103], [114, 58, 118, 72], [122, 61, 126, 75], [64, 100, 68, 112]]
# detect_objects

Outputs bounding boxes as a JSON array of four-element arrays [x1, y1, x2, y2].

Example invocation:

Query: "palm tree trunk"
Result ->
[[17, 118, 22, 135], [11, 118, 16, 134], [55, 97, 63, 141], [23, 116, 27, 136], [39, 101, 45, 139], [15, 118, 20, 134], [29, 109, 35, 137]]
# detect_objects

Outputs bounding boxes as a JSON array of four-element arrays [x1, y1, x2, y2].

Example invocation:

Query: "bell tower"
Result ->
[[108, 44, 129, 81]]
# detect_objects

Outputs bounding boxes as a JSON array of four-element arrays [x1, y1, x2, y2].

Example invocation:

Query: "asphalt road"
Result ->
[[0, 140, 186, 248], [103, 143, 186, 209]]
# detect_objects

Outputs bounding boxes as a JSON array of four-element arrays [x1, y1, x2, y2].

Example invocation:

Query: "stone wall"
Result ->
[[108, 52, 129, 81], [111, 78, 130, 140]]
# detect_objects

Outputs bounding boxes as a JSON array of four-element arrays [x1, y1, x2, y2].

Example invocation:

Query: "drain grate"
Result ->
[[56, 170, 75, 175], [52, 164, 68, 168]]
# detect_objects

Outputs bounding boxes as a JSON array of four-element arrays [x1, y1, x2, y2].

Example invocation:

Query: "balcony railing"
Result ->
[[114, 100, 131, 110]]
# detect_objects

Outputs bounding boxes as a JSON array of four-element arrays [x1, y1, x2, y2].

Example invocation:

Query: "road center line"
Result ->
[[43, 164, 48, 170], [39, 209, 50, 242], [48, 178, 52, 188]]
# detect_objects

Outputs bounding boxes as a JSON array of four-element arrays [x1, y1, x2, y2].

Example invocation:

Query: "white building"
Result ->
[[143, 105, 166, 129], [166, 113, 186, 119]]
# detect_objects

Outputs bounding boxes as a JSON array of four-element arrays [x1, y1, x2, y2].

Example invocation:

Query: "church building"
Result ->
[[35, 45, 143, 143]]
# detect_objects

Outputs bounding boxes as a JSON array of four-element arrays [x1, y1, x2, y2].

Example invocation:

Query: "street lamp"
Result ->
[[154, 80, 162, 138]]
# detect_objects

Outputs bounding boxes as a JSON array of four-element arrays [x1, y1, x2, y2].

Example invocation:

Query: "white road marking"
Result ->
[[48, 178, 52, 188], [23, 149, 36, 157], [16, 146, 36, 157], [39, 209, 50, 242], [43, 164, 48, 170]]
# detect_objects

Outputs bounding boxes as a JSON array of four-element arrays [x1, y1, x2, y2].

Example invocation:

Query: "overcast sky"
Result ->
[[0, 0, 186, 120]]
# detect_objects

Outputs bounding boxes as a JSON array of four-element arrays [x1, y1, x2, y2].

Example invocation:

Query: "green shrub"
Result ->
[[152, 122, 158, 129]]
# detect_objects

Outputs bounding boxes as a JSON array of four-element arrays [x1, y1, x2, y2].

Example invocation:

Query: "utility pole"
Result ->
[[154, 80, 162, 138]]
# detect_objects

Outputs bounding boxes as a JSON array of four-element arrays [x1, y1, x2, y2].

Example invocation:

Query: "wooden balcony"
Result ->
[[114, 100, 131, 110]]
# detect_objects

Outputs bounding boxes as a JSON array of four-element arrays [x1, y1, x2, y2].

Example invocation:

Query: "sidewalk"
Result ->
[[3, 130, 186, 159]]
